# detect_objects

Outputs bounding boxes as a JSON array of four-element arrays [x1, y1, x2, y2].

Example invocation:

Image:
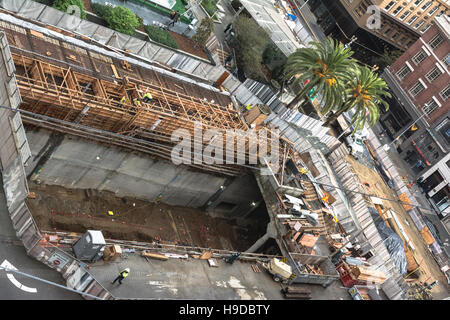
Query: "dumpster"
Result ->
[[288, 253, 340, 287]]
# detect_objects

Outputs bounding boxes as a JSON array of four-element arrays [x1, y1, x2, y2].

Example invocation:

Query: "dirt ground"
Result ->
[[345, 155, 449, 299], [26, 183, 267, 252], [168, 31, 209, 60]]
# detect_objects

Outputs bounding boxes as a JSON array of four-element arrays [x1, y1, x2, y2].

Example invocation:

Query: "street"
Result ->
[[0, 180, 81, 300], [371, 123, 450, 259]]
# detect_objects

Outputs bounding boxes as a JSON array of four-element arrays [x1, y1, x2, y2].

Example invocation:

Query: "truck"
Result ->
[[261, 258, 293, 283], [345, 133, 366, 156]]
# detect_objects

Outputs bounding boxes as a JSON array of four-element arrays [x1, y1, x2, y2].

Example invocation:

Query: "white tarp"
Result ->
[[107, 32, 131, 49], [56, 12, 82, 31], [16, 0, 45, 20], [36, 6, 66, 26], [153, 47, 175, 64], [125, 37, 146, 55], [74, 20, 99, 38], [0, 0, 26, 12], [90, 25, 114, 44], [139, 42, 161, 60]]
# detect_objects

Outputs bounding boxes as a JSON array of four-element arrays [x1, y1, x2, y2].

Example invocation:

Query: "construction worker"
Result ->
[[300, 167, 308, 175], [142, 92, 153, 103], [112, 268, 130, 285], [246, 104, 253, 111], [133, 97, 141, 107], [120, 96, 126, 106]]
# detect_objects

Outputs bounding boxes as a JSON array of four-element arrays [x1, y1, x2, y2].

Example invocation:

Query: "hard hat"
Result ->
[[125, 268, 130, 272]]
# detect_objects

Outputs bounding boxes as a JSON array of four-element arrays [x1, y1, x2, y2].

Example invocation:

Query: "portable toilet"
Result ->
[[72, 230, 106, 262]]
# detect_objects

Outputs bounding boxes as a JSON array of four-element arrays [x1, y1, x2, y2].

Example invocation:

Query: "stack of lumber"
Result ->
[[141, 251, 168, 261], [304, 264, 324, 275], [351, 266, 386, 284], [281, 286, 312, 300], [420, 227, 435, 245], [298, 234, 319, 248], [405, 248, 419, 271]]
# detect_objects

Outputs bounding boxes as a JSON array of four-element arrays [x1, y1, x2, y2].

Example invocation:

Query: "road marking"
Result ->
[[1, 260, 38, 293]]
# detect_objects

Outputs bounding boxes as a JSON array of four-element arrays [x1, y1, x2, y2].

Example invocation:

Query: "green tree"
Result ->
[[103, 6, 142, 36], [283, 38, 356, 111], [53, 0, 86, 19], [324, 66, 391, 130], [192, 17, 214, 48], [232, 16, 270, 82]]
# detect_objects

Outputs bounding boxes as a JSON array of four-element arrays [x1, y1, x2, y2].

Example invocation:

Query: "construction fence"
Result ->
[[0, 31, 113, 300]]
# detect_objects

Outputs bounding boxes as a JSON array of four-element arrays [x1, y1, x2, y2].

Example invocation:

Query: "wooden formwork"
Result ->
[[11, 51, 284, 175]]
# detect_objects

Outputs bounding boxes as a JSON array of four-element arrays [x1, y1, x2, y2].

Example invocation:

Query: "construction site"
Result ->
[[0, 0, 448, 301]]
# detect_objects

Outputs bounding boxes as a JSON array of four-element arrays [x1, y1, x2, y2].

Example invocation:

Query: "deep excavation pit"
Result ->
[[26, 182, 271, 252]]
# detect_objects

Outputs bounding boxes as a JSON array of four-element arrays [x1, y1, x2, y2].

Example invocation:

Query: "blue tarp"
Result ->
[[368, 207, 408, 276]]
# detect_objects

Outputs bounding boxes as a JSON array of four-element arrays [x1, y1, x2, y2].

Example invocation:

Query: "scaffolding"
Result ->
[[0, 18, 285, 176]]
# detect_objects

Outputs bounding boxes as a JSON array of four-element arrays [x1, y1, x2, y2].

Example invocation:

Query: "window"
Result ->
[[414, 20, 425, 29], [412, 49, 428, 64], [397, 65, 412, 80], [406, 40, 414, 47], [400, 10, 411, 20], [437, 10, 446, 17], [443, 54, 450, 67], [421, 24, 432, 33], [413, 0, 424, 5], [423, 98, 440, 115], [427, 6, 439, 16], [429, 34, 443, 49], [392, 6, 404, 16], [392, 32, 400, 40], [421, 1, 432, 11], [384, 28, 392, 36], [385, 1, 396, 10], [407, 15, 418, 24], [426, 66, 443, 82], [436, 117, 450, 145], [409, 81, 426, 97], [440, 85, 450, 101]]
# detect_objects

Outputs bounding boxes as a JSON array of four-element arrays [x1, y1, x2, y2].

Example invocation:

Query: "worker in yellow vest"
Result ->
[[133, 97, 141, 107], [246, 104, 253, 111], [300, 167, 308, 175], [120, 96, 126, 106], [112, 268, 130, 285], [142, 92, 153, 103]]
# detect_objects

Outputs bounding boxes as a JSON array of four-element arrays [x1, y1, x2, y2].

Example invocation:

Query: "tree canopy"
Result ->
[[192, 17, 214, 48], [284, 38, 391, 130], [232, 16, 270, 82]]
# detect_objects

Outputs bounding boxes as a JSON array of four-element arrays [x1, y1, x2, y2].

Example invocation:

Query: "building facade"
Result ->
[[307, 0, 449, 64], [380, 15, 449, 218]]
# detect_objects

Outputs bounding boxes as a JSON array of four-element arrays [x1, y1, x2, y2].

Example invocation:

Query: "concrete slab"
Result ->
[[87, 253, 351, 300]]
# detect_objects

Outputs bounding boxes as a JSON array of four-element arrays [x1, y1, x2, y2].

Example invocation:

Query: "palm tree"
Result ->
[[283, 38, 356, 112], [324, 65, 391, 130]]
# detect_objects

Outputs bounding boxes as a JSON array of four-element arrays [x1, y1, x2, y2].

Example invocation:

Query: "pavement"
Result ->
[[91, 0, 195, 35], [0, 177, 81, 300], [87, 252, 352, 300]]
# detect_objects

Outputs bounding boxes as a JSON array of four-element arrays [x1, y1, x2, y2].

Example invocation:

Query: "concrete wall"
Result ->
[[24, 127, 261, 211]]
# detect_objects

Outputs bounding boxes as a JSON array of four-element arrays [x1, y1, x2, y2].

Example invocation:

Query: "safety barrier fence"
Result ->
[[0, 30, 114, 300]]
